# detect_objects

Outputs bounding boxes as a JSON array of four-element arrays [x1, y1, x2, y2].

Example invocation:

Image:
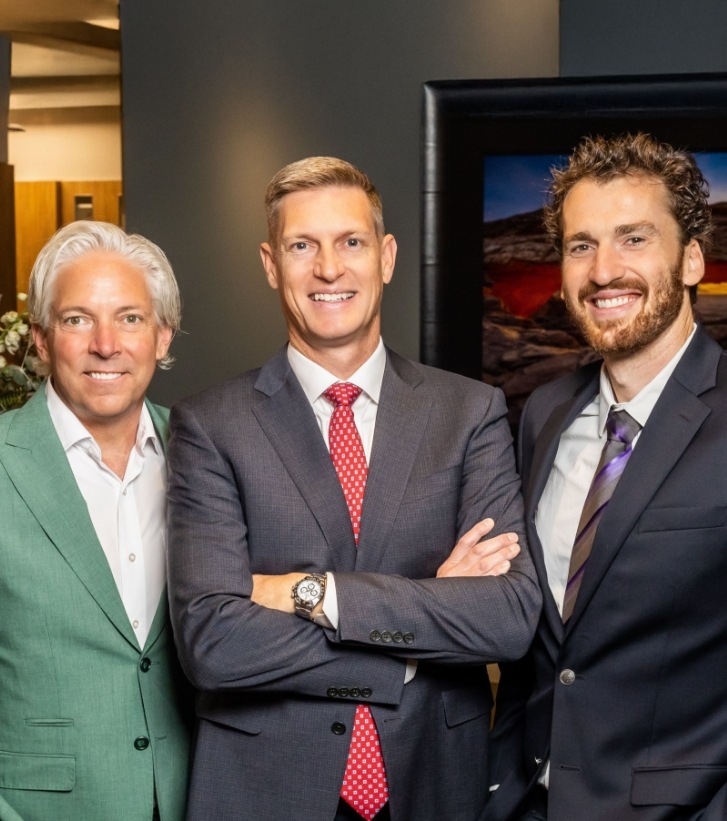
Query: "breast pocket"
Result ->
[[638, 506, 727, 533]]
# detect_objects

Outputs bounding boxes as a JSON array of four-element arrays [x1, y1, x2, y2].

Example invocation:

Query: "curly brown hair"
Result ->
[[543, 133, 713, 255]]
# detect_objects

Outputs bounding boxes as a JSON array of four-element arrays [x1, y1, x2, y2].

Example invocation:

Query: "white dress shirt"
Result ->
[[534, 324, 696, 787], [46, 379, 168, 648]]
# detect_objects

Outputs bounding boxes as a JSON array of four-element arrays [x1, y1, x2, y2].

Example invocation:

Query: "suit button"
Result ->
[[370, 630, 381, 642], [350, 688, 360, 698], [139, 658, 151, 672], [134, 736, 149, 750], [381, 631, 392, 643], [361, 688, 372, 698], [339, 687, 349, 697], [403, 633, 414, 644], [327, 687, 339, 698], [559, 669, 576, 686], [392, 632, 403, 643], [331, 722, 346, 735]]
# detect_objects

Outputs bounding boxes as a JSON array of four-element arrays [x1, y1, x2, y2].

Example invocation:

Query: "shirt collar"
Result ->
[[287, 338, 387, 404], [45, 377, 161, 456], [597, 323, 697, 435]]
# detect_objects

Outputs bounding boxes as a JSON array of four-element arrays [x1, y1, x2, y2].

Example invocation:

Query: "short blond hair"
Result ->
[[264, 156, 384, 244]]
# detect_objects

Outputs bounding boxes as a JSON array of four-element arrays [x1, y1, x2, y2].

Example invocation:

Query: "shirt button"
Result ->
[[129, 553, 136, 562], [381, 631, 392, 643], [403, 632, 415, 644], [361, 688, 372, 698], [134, 736, 149, 750], [327, 687, 339, 698], [350, 688, 360, 698], [140, 658, 152, 672], [392, 632, 403, 643], [560, 669, 576, 686], [331, 722, 346, 735], [133, 620, 140, 629], [369, 630, 381, 642]]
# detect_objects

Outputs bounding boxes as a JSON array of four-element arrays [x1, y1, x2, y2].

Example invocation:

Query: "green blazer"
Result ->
[[0, 385, 191, 821]]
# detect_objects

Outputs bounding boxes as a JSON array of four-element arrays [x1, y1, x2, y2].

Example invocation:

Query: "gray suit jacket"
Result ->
[[167, 346, 541, 820], [487, 326, 727, 821]]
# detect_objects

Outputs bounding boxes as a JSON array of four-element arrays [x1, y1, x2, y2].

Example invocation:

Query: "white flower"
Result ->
[[0, 355, 6, 368], [16, 322, 29, 337], [17, 293, 27, 302], [4, 330, 20, 354], [1, 311, 18, 324]]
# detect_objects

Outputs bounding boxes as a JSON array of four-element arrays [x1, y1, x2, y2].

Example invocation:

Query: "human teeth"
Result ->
[[312, 292, 353, 302], [594, 296, 634, 308], [89, 372, 122, 380]]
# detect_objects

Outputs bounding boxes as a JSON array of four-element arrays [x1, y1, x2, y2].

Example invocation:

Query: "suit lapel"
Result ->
[[565, 328, 720, 631], [526, 369, 600, 642], [252, 349, 357, 572], [3, 387, 139, 648], [143, 400, 171, 651], [355, 350, 429, 573]]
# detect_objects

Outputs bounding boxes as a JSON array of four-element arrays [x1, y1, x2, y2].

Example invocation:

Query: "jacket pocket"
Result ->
[[631, 764, 727, 806], [638, 506, 727, 533], [0, 750, 75, 791], [442, 683, 492, 728]]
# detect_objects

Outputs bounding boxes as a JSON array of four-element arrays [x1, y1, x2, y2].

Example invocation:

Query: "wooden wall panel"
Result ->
[[0, 164, 15, 308], [60, 181, 122, 226], [14, 181, 60, 302]]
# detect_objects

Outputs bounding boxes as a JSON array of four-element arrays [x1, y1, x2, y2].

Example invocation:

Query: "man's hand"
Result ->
[[436, 518, 520, 578], [251, 572, 307, 613]]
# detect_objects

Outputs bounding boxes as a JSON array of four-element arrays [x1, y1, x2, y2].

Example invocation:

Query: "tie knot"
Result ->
[[605, 408, 641, 445], [324, 382, 362, 409]]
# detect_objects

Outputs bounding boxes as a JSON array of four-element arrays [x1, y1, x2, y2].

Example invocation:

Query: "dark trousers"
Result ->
[[335, 799, 391, 821], [516, 785, 548, 820]]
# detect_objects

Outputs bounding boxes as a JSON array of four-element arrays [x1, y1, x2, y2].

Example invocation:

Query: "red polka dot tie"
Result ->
[[324, 382, 388, 820]]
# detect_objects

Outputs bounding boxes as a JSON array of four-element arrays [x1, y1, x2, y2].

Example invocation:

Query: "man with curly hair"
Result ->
[[485, 133, 727, 820]]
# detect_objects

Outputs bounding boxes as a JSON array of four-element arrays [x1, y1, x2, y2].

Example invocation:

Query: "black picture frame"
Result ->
[[420, 73, 727, 386]]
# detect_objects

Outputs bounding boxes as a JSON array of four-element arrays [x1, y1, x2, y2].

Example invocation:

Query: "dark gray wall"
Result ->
[[561, 0, 727, 75], [120, 0, 559, 404]]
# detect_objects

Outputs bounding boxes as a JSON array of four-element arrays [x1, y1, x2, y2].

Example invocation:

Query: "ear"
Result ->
[[682, 239, 705, 288], [380, 234, 397, 284], [31, 324, 51, 365], [260, 243, 280, 290], [155, 324, 174, 361]]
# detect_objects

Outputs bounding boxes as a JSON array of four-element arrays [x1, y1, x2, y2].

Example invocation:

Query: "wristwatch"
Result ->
[[291, 574, 327, 619]]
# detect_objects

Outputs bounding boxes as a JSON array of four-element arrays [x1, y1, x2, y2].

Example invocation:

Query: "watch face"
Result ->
[[297, 579, 322, 603]]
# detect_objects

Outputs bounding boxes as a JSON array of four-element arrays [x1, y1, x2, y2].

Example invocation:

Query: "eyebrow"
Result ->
[[563, 221, 661, 246]]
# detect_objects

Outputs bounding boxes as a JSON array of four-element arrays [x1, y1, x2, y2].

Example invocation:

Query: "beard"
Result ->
[[563, 255, 687, 359]]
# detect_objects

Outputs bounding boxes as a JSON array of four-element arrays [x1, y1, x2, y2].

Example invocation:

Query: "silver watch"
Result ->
[[291, 574, 327, 619]]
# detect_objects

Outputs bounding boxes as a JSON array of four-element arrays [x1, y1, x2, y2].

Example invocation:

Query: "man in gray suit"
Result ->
[[167, 157, 541, 820]]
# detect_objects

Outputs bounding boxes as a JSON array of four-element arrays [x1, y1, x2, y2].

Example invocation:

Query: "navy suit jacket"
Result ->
[[167, 346, 541, 820], [486, 326, 727, 821]]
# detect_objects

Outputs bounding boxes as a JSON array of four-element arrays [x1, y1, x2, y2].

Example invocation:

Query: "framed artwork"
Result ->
[[421, 74, 727, 426]]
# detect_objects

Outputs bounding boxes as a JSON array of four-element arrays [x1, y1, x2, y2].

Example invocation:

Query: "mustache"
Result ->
[[577, 278, 647, 301]]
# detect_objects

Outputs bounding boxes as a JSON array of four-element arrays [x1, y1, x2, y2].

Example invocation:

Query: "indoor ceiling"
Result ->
[[0, 0, 120, 121]]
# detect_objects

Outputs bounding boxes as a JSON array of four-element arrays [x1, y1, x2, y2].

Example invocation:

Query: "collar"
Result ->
[[287, 338, 387, 404], [45, 378, 161, 457], [597, 323, 697, 435]]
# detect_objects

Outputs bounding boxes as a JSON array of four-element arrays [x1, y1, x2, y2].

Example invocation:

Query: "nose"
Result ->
[[314, 244, 345, 282], [89, 320, 121, 358], [591, 244, 625, 286]]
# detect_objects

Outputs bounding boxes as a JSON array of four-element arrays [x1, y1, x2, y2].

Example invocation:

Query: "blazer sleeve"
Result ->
[[166, 398, 407, 705], [330, 385, 541, 664]]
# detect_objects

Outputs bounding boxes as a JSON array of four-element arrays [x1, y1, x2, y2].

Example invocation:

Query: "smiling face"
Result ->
[[560, 174, 704, 362], [259, 185, 396, 374], [32, 251, 172, 440]]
